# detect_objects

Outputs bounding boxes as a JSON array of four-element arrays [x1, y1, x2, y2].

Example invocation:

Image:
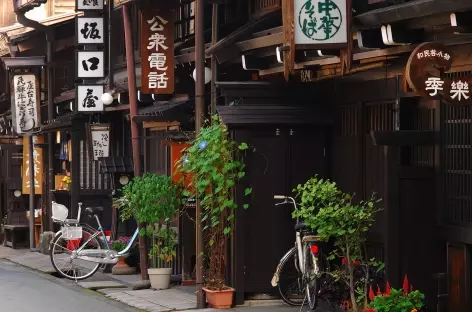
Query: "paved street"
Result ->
[[0, 259, 138, 312]]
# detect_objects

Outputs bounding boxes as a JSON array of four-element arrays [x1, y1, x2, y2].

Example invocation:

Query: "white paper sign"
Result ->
[[91, 129, 110, 160], [294, 0, 347, 45], [77, 85, 104, 112], [12, 74, 39, 134], [76, 0, 104, 11], [77, 17, 104, 44], [77, 51, 104, 78]]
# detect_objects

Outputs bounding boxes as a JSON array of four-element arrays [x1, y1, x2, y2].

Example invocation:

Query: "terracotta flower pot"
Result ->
[[203, 287, 235, 309], [112, 256, 136, 275]]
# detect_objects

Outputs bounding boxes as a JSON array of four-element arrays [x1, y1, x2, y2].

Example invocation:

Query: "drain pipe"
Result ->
[[14, 4, 55, 233]]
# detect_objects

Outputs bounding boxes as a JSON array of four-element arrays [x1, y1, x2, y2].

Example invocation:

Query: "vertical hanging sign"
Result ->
[[11, 73, 40, 135], [22, 135, 44, 195], [141, 9, 175, 95]]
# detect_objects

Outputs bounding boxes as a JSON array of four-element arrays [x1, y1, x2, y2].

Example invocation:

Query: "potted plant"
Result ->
[[177, 115, 251, 309], [116, 173, 181, 289], [110, 236, 138, 275], [293, 175, 383, 312]]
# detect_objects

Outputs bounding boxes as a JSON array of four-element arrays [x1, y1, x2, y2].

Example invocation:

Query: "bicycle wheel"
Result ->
[[50, 226, 102, 280], [305, 242, 319, 310], [277, 247, 305, 306]]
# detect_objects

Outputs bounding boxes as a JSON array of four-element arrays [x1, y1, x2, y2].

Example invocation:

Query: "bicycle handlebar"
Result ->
[[274, 195, 286, 200]]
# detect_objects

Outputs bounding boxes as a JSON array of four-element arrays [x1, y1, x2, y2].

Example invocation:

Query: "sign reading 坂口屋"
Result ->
[[405, 42, 472, 105], [77, 85, 104, 112], [11, 73, 40, 135], [22, 135, 43, 195], [140, 10, 175, 95], [77, 17, 105, 44], [294, 0, 349, 46]]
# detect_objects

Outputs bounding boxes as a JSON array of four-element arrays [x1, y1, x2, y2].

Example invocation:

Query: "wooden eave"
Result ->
[[355, 0, 472, 28]]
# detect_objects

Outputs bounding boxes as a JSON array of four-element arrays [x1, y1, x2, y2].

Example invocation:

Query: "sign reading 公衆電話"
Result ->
[[405, 42, 472, 105]]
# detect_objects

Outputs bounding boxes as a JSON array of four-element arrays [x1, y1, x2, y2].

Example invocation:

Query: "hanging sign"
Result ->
[[77, 17, 105, 45], [77, 51, 105, 78], [11, 73, 40, 135], [294, 0, 349, 47], [405, 42, 472, 105], [89, 124, 110, 160], [76, 0, 104, 11], [140, 9, 175, 95], [77, 85, 104, 112], [22, 135, 44, 195]]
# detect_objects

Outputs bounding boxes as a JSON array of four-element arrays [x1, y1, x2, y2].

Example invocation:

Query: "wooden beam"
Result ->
[[143, 121, 181, 129], [371, 130, 436, 146]]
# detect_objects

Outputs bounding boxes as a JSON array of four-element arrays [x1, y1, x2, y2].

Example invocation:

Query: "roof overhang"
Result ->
[[1, 56, 46, 68]]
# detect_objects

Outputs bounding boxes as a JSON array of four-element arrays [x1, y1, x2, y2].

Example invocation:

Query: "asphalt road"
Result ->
[[0, 259, 138, 312]]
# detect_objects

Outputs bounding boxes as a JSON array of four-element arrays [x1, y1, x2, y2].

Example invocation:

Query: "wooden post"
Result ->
[[282, 0, 294, 81], [195, 0, 206, 307], [122, 3, 148, 281], [383, 146, 400, 287], [28, 135, 35, 250]]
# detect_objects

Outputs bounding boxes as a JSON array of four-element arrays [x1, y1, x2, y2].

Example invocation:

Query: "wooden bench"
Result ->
[[4, 204, 29, 249]]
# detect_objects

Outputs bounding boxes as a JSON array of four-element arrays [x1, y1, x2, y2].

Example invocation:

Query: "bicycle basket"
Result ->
[[61, 226, 83, 240], [52, 202, 68, 222]]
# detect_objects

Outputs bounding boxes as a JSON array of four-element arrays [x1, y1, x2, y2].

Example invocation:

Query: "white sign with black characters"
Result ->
[[91, 128, 110, 160], [77, 17, 104, 44], [76, 0, 104, 11], [77, 51, 104, 78], [12, 74, 39, 134], [77, 85, 104, 112]]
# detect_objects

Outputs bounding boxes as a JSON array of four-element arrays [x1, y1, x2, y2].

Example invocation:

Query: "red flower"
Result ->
[[342, 257, 347, 265], [368, 285, 375, 301], [353, 260, 359, 265], [402, 275, 409, 295], [385, 281, 391, 295], [376, 285, 382, 296]]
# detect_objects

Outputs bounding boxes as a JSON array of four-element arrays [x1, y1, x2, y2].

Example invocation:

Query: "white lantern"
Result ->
[[192, 67, 212, 84], [101, 92, 114, 105]]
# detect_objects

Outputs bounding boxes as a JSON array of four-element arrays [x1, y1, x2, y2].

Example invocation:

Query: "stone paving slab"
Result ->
[[97, 288, 131, 295], [77, 281, 127, 290]]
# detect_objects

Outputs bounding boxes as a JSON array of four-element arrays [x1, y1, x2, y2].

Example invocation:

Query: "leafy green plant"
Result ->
[[111, 236, 137, 253], [293, 175, 382, 312], [369, 288, 424, 312], [176, 115, 251, 290], [114, 173, 181, 268], [150, 226, 177, 268]]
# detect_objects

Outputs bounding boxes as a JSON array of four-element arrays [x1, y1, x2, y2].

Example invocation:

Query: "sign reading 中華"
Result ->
[[22, 135, 43, 195], [11, 73, 40, 135], [294, 0, 348, 46], [405, 42, 472, 105], [140, 10, 175, 95]]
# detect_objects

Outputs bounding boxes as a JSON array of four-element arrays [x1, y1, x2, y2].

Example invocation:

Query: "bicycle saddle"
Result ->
[[85, 206, 104, 215], [294, 222, 308, 231]]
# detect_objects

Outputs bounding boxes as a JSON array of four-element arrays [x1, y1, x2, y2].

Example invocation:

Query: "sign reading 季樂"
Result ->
[[405, 42, 472, 105], [90, 126, 110, 160], [294, 0, 349, 46], [140, 10, 175, 95], [11, 73, 40, 135]]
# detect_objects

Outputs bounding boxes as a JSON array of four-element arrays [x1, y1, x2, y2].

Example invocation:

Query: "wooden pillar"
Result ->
[[383, 145, 400, 287], [70, 120, 81, 219]]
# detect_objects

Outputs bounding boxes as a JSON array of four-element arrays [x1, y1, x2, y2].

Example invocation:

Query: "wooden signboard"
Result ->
[[22, 135, 44, 195], [405, 42, 472, 105], [11, 73, 41, 135], [140, 9, 175, 95]]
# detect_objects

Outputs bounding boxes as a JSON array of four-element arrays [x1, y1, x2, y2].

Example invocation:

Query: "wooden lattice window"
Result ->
[[175, 0, 195, 42], [79, 140, 112, 191]]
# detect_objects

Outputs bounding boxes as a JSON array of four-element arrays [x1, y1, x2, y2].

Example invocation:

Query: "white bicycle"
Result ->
[[271, 195, 329, 310], [49, 201, 139, 280]]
